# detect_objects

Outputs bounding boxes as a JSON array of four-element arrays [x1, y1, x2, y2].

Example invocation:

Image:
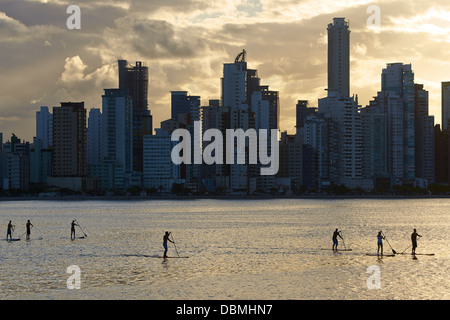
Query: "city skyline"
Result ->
[[1, 0, 450, 142]]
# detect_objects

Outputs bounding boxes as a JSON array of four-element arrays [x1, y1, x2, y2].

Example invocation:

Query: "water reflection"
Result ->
[[0, 198, 448, 299]]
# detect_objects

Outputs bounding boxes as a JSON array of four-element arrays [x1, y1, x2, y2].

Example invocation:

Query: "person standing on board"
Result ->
[[411, 229, 422, 255], [163, 231, 174, 258], [377, 231, 385, 255], [332, 228, 343, 251], [71, 220, 79, 240], [26, 220, 34, 241], [6, 221, 15, 240]]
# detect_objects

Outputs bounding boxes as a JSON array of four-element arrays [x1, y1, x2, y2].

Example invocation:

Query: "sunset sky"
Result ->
[[1, 0, 450, 142]]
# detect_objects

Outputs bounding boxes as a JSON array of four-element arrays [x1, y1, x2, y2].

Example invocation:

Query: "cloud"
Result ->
[[0, 116, 20, 121], [1, 0, 450, 141]]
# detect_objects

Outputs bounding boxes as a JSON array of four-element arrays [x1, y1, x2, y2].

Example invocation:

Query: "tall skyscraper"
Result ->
[[434, 124, 449, 184], [362, 63, 417, 188], [327, 18, 350, 97], [30, 137, 52, 185], [318, 91, 362, 188], [361, 100, 387, 183], [87, 108, 102, 165], [219, 50, 278, 193], [52, 102, 86, 177], [442, 81, 450, 130], [36, 106, 53, 148], [381, 63, 415, 180], [1, 135, 30, 191], [171, 91, 201, 121], [118, 60, 152, 173], [101, 89, 133, 173], [318, 18, 362, 189], [220, 50, 255, 192], [295, 100, 317, 135], [414, 84, 434, 183], [303, 112, 338, 188], [118, 60, 148, 112]]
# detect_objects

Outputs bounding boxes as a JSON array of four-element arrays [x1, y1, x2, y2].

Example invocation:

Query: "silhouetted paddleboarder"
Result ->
[[377, 231, 385, 255], [71, 220, 79, 240], [411, 229, 422, 255], [6, 221, 15, 241], [26, 220, 34, 241], [163, 231, 174, 258], [332, 228, 343, 251]]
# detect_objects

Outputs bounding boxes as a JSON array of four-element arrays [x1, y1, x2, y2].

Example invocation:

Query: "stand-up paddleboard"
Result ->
[[3, 238, 20, 241], [399, 253, 435, 256], [320, 248, 353, 251], [121, 254, 189, 259], [365, 253, 395, 257]]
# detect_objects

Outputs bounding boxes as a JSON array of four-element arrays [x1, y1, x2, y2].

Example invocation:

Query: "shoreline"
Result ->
[[1, 194, 450, 201]]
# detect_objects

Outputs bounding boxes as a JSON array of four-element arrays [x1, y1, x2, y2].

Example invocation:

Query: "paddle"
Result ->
[[401, 245, 411, 254], [18, 231, 27, 240], [381, 231, 397, 254], [75, 220, 88, 238], [169, 231, 180, 257], [19, 221, 34, 240], [340, 231, 347, 250]]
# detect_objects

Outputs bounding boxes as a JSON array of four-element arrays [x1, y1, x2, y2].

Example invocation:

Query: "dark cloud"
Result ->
[[0, 0, 449, 141], [103, 15, 206, 59], [0, 0, 126, 31]]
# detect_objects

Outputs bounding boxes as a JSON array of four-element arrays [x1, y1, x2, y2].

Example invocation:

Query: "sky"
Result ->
[[1, 0, 450, 142]]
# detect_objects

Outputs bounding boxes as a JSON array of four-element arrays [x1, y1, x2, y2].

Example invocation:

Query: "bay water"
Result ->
[[0, 198, 448, 299]]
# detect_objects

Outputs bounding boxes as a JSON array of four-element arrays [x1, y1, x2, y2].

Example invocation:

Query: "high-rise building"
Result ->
[[1, 134, 31, 191], [52, 102, 86, 177], [143, 129, 183, 192], [318, 18, 363, 189], [303, 113, 338, 189], [30, 138, 52, 185], [36, 106, 53, 148], [362, 63, 421, 187], [318, 91, 362, 188], [118, 60, 148, 113], [327, 18, 350, 97], [171, 91, 201, 121], [220, 50, 255, 192], [381, 63, 415, 180], [101, 89, 133, 172], [442, 81, 450, 130], [434, 124, 449, 184], [86, 90, 133, 191], [361, 101, 388, 182], [414, 84, 434, 183], [87, 108, 102, 165], [295, 100, 316, 134], [118, 60, 152, 173], [277, 131, 302, 191]]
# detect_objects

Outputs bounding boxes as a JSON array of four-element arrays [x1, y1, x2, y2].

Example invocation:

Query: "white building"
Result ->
[[143, 129, 182, 192], [318, 90, 363, 188]]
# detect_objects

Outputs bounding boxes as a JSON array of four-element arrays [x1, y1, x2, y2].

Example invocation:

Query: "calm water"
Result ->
[[0, 198, 449, 300]]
